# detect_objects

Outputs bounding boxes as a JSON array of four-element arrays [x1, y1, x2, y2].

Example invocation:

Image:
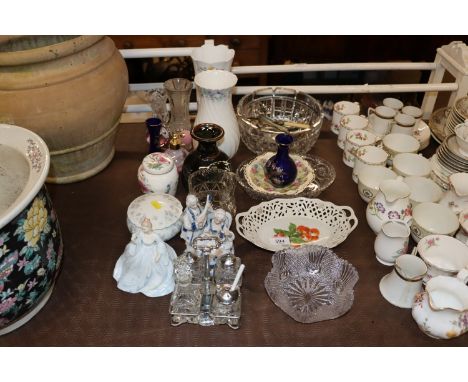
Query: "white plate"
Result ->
[[235, 197, 358, 251]]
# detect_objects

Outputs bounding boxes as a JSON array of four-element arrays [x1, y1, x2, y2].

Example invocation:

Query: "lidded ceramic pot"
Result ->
[[126, 193, 183, 241], [137, 152, 178, 196]]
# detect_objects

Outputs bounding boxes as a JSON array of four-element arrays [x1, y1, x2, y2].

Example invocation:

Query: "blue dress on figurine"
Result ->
[[113, 218, 176, 297]]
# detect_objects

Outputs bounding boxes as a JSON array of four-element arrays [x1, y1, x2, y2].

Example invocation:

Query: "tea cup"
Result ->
[[392, 153, 431, 178], [390, 113, 416, 136], [343, 129, 378, 168], [352, 145, 388, 183], [331, 100, 360, 135], [403, 176, 443, 207], [379, 254, 426, 308], [337, 114, 368, 149], [401, 105, 423, 122], [383, 97, 404, 111], [357, 166, 397, 203], [382, 133, 420, 163], [368, 106, 396, 137], [411, 203, 459, 242]]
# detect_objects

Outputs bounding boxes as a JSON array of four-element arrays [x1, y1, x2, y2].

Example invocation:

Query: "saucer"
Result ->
[[445, 135, 468, 161]]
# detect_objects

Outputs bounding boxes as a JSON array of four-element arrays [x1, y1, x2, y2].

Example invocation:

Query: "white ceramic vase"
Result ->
[[194, 70, 239, 158]]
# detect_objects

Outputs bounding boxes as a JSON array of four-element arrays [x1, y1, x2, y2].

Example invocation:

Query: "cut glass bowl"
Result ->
[[264, 246, 359, 323], [237, 87, 323, 154]]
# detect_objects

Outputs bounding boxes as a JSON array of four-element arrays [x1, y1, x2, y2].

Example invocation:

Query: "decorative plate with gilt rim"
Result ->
[[244, 152, 315, 196], [235, 197, 358, 251], [429, 107, 451, 144], [236, 154, 335, 201]]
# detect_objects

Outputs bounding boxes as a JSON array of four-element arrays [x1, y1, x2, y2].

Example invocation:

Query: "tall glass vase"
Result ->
[[163, 78, 193, 136], [194, 70, 239, 159]]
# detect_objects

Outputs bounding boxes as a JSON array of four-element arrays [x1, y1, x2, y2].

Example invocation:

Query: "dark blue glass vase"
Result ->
[[146, 117, 163, 153], [265, 133, 297, 187]]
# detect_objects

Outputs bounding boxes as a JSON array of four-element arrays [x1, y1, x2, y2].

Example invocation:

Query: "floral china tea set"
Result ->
[[332, 95, 468, 339]]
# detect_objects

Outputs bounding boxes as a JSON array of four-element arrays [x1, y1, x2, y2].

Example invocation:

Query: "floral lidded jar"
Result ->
[[137, 152, 178, 196]]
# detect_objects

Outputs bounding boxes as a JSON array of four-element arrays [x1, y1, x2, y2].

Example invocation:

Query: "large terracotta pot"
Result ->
[[0, 36, 129, 183]]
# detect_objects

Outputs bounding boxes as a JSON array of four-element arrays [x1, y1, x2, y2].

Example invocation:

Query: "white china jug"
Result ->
[[374, 219, 410, 266], [366, 176, 412, 234], [412, 270, 468, 339]]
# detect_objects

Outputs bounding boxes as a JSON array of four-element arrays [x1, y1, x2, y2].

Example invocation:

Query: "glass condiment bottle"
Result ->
[[165, 133, 188, 173]]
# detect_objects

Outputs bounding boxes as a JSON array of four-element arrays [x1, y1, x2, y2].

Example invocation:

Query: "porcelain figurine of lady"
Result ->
[[113, 218, 176, 297], [180, 194, 213, 252]]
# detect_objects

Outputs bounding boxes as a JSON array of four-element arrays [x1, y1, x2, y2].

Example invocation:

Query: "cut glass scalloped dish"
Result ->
[[264, 246, 359, 323], [237, 154, 336, 200]]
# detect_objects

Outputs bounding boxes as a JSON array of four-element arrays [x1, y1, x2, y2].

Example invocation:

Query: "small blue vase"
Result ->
[[146, 117, 163, 153], [265, 133, 297, 187]]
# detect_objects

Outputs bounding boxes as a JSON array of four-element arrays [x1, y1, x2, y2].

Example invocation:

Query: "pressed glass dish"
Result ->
[[264, 246, 359, 323], [236, 87, 323, 154]]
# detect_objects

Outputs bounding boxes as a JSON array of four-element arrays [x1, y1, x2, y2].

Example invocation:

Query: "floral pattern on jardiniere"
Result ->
[[0, 187, 62, 329]]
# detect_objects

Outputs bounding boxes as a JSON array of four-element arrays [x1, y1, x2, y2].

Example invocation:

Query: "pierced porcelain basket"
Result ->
[[265, 246, 359, 323], [235, 197, 358, 251]]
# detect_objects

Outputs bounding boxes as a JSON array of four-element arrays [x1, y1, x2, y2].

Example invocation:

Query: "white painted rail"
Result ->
[[120, 41, 468, 123]]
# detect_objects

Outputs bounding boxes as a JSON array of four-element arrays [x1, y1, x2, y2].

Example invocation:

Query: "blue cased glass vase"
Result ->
[[146, 117, 163, 153], [265, 133, 297, 187]]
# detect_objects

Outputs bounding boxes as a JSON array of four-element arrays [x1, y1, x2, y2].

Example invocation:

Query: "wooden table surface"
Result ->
[[1, 121, 466, 346]]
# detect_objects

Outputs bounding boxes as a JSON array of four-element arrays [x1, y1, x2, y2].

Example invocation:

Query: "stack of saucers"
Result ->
[[444, 96, 468, 136], [431, 134, 468, 189]]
